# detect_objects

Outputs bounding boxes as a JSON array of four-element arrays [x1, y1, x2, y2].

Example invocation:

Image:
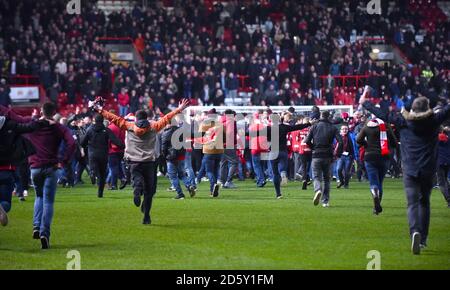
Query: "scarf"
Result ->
[[368, 118, 389, 156]]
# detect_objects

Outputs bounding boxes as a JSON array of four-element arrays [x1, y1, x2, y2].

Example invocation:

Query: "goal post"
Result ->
[[185, 105, 354, 117]]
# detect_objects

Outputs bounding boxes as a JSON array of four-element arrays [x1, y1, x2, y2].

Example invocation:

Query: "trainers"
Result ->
[[411, 232, 421, 255], [23, 190, 28, 197], [337, 182, 343, 189], [133, 194, 141, 207], [0, 204, 8, 226], [313, 190, 322, 206], [174, 195, 185, 200], [224, 181, 237, 189], [212, 184, 220, 197], [302, 180, 308, 190], [322, 203, 330, 208], [188, 186, 197, 197], [33, 227, 40, 239], [166, 186, 176, 192], [19, 196, 26, 202], [40, 236, 50, 250], [157, 171, 164, 177], [276, 194, 283, 199]]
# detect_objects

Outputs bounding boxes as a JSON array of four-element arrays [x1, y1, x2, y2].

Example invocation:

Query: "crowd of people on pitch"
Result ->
[[1, 86, 449, 255]]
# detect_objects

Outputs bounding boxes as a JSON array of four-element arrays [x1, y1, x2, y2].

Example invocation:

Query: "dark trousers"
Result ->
[[89, 156, 108, 196], [63, 162, 74, 186], [157, 156, 167, 175], [192, 149, 203, 173], [219, 149, 239, 184], [299, 153, 312, 182], [269, 150, 289, 197], [15, 161, 30, 195], [437, 165, 450, 203], [312, 158, 332, 203], [76, 156, 90, 183], [0, 170, 15, 212], [356, 159, 367, 181], [130, 161, 157, 219], [337, 155, 353, 186], [403, 173, 433, 244], [204, 154, 222, 193]]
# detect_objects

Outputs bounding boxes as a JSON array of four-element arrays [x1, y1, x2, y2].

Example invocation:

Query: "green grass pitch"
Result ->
[[0, 177, 449, 270]]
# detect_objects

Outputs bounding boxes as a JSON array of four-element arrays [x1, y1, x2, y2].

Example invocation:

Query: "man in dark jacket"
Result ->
[[335, 124, 355, 189], [161, 118, 196, 200], [305, 111, 343, 207], [0, 116, 49, 227], [219, 110, 239, 189], [360, 91, 450, 255], [81, 114, 124, 198], [262, 112, 311, 198]]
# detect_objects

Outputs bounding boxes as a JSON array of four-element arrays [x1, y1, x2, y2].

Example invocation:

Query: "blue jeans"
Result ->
[[167, 160, 192, 196], [197, 156, 207, 181], [108, 153, 124, 187], [184, 151, 196, 186], [31, 167, 58, 238], [0, 170, 15, 213], [277, 150, 289, 176], [365, 159, 389, 200], [269, 150, 289, 197], [219, 149, 239, 184], [252, 154, 265, 186], [204, 154, 222, 193], [336, 155, 353, 186], [119, 105, 129, 117]]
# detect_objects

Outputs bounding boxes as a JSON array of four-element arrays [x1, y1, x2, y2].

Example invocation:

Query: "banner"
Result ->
[[9, 86, 40, 103]]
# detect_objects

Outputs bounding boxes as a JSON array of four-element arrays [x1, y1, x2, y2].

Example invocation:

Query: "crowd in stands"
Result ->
[[0, 0, 448, 115]]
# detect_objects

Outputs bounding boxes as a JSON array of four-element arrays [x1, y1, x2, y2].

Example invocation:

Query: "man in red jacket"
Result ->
[[108, 114, 126, 190], [118, 87, 130, 117], [249, 112, 270, 188]]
